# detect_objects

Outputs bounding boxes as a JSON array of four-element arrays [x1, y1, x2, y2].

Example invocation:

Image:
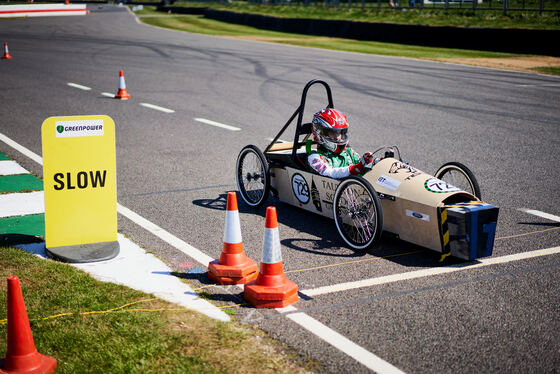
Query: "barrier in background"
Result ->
[[0, 4, 88, 18], [203, 8, 560, 56]]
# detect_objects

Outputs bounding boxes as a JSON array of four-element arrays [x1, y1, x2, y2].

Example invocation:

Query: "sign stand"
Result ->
[[41, 115, 119, 263]]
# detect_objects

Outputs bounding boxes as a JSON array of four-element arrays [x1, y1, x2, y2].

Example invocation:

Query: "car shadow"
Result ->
[[192, 192, 465, 269]]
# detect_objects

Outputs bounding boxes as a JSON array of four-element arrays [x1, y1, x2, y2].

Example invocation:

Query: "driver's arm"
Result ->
[[308, 153, 352, 179]]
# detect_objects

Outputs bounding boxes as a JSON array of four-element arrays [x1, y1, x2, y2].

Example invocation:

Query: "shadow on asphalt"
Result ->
[[192, 192, 468, 269]]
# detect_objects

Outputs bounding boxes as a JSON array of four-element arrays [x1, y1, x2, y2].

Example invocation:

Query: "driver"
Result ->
[[307, 108, 377, 179]]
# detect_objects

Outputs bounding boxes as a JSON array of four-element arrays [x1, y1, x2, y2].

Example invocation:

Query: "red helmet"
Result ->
[[312, 108, 349, 154]]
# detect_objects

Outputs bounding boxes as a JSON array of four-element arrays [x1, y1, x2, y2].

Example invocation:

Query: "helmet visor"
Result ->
[[320, 127, 348, 144]]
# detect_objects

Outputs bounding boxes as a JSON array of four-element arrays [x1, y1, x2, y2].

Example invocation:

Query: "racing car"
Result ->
[[235, 80, 499, 261]]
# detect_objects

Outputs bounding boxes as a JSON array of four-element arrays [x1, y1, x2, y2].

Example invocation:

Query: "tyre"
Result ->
[[434, 162, 481, 199], [236, 145, 270, 207], [333, 176, 383, 250]]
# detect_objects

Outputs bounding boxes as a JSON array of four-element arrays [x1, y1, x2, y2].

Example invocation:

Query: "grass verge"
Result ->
[[0, 246, 316, 373], [178, 2, 560, 30], [134, 6, 560, 75]]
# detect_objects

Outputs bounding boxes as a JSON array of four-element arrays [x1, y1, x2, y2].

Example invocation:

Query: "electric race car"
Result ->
[[235, 80, 499, 261]]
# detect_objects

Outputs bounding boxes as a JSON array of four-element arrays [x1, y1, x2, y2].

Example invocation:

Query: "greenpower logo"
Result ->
[[55, 120, 104, 138]]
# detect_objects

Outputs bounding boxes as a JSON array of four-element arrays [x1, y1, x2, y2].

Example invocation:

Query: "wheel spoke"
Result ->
[[339, 184, 375, 246]]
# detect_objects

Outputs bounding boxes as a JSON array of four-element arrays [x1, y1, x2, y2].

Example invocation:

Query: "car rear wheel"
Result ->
[[333, 176, 383, 251], [236, 145, 270, 207], [435, 162, 481, 199]]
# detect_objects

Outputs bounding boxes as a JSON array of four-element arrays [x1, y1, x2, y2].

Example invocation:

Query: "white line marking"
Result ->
[[0, 133, 43, 165], [194, 118, 241, 131], [0, 132, 407, 373], [116, 203, 213, 266], [0, 160, 29, 175], [67, 82, 91, 91], [518, 208, 560, 223], [0, 191, 44, 218], [302, 246, 560, 297], [101, 92, 115, 98], [140, 102, 175, 114], [515, 84, 560, 87], [280, 305, 406, 374]]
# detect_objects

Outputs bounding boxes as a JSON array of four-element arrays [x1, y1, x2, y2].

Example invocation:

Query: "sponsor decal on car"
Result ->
[[376, 175, 401, 191], [388, 161, 421, 181], [424, 178, 461, 193], [406, 209, 430, 222], [292, 173, 310, 204]]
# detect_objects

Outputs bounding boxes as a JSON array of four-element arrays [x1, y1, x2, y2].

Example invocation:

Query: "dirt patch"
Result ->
[[433, 56, 560, 74]]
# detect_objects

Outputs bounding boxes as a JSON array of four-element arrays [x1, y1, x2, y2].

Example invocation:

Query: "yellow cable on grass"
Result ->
[[0, 298, 244, 325]]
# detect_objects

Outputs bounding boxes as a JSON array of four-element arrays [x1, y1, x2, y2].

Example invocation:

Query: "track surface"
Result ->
[[1, 6, 559, 373]]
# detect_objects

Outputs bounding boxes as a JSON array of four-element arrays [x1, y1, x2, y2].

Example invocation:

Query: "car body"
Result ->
[[236, 80, 499, 260]]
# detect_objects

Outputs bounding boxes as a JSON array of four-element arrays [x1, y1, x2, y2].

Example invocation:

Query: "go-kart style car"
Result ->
[[235, 80, 499, 261]]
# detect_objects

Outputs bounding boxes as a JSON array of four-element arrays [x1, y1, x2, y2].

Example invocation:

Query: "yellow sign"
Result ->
[[41, 115, 118, 258]]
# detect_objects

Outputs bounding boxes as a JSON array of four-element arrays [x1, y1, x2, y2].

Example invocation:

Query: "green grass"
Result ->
[[138, 12, 518, 58], [135, 5, 560, 75], [530, 65, 560, 74], [0, 247, 314, 374], [169, 1, 560, 29]]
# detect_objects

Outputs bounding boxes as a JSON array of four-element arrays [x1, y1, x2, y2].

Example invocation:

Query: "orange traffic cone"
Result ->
[[208, 192, 258, 285], [114, 70, 130, 100], [244, 207, 298, 308], [0, 276, 57, 374], [2, 43, 12, 60]]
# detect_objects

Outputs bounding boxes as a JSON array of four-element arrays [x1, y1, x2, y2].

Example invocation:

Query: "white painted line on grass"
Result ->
[[518, 208, 560, 223], [0, 131, 407, 373], [280, 305, 406, 374], [0, 133, 43, 166], [0, 160, 29, 175], [301, 246, 560, 297], [67, 82, 91, 91], [140, 102, 175, 114], [17, 236, 229, 321], [194, 118, 241, 131], [0, 191, 44, 218], [101, 92, 115, 98]]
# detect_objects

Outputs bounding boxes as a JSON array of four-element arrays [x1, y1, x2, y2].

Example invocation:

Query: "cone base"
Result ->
[[2, 56, 12, 60], [114, 89, 130, 100], [244, 279, 298, 308], [208, 258, 258, 278], [244, 288, 299, 309], [0, 353, 57, 374], [208, 270, 258, 285]]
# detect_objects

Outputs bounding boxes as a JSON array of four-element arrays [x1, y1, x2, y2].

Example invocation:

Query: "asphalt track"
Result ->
[[1, 5, 560, 373]]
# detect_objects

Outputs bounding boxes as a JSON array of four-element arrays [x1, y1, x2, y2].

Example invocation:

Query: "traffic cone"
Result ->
[[114, 70, 130, 100], [2, 43, 12, 60], [208, 192, 258, 285], [244, 207, 298, 308], [0, 276, 57, 374]]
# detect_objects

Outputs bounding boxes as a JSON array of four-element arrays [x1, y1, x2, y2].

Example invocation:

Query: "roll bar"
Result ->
[[264, 79, 334, 165]]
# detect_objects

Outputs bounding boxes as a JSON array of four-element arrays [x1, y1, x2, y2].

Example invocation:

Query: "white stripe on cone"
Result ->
[[262, 227, 282, 264], [223, 209, 242, 244], [119, 75, 127, 89]]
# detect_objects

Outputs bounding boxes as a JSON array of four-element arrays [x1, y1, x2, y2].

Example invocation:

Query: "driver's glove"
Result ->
[[349, 152, 377, 175]]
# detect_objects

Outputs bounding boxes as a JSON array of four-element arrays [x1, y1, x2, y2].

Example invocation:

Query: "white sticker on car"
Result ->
[[376, 175, 401, 191], [406, 209, 430, 222]]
